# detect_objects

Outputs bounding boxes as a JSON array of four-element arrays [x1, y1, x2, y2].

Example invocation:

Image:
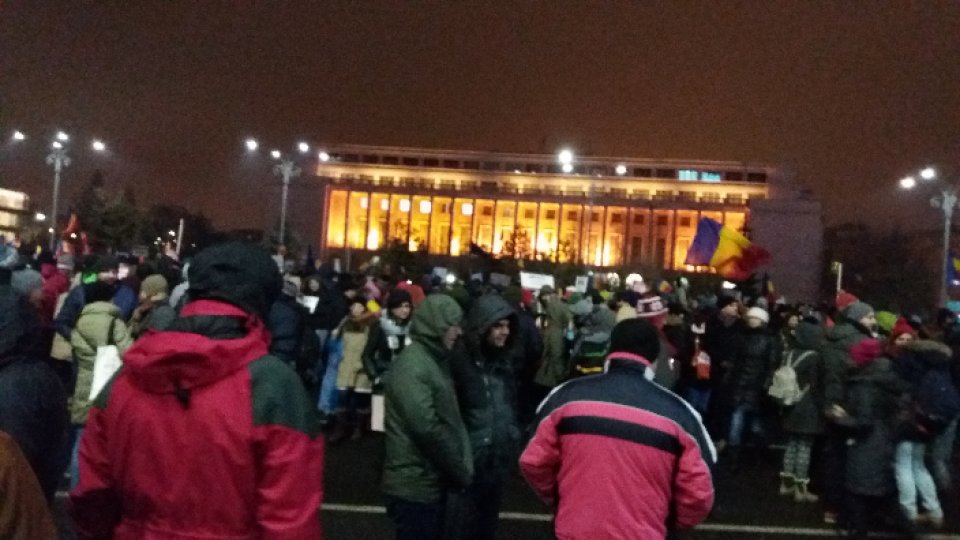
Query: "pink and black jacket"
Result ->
[[520, 352, 716, 539]]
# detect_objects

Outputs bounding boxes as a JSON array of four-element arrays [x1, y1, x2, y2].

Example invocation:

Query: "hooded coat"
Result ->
[[822, 319, 874, 412], [534, 299, 571, 388], [69, 299, 324, 540], [382, 295, 473, 503], [69, 301, 134, 425], [728, 325, 777, 411], [781, 321, 825, 435], [894, 340, 960, 440], [450, 294, 521, 481]]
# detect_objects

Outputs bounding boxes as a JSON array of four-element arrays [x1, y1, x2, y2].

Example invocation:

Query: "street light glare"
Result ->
[[558, 149, 574, 165], [12, 130, 25, 141], [900, 176, 917, 190], [561, 163, 574, 173], [91, 140, 106, 152], [298, 142, 310, 154], [51, 141, 63, 149], [270, 150, 281, 160], [56, 131, 69, 142], [920, 167, 936, 180], [318, 151, 330, 162], [168, 230, 177, 237], [34, 212, 46, 222], [615, 164, 627, 175], [245, 138, 259, 152]]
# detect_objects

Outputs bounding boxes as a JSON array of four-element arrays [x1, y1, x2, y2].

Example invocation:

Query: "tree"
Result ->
[[74, 170, 109, 241]]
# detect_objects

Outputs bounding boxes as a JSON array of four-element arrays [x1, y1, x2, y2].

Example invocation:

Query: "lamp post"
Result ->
[[46, 141, 71, 251], [900, 166, 955, 306], [246, 138, 304, 245]]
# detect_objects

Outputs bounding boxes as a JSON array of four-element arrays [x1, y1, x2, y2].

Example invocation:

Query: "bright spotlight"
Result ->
[[558, 149, 574, 165], [615, 164, 627, 175], [56, 131, 69, 142], [318, 151, 330, 162], [270, 150, 281, 160], [245, 138, 258, 152], [12, 130, 25, 141], [900, 176, 917, 189], [561, 163, 574, 173], [298, 142, 310, 154], [920, 167, 936, 180], [91, 140, 106, 152]]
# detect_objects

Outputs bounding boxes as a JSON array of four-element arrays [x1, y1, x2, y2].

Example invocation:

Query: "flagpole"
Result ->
[[836, 262, 843, 295]]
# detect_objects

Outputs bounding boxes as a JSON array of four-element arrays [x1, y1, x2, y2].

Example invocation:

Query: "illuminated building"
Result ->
[[0, 188, 29, 236], [314, 144, 821, 299]]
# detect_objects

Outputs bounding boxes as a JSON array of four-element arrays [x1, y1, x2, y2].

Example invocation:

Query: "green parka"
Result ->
[[382, 295, 473, 503], [69, 302, 133, 425], [534, 299, 571, 388]]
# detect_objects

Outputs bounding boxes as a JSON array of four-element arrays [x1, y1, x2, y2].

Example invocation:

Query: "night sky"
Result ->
[[2, 2, 959, 234]]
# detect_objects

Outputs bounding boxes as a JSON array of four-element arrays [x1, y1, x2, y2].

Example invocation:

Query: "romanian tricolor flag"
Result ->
[[684, 217, 770, 281]]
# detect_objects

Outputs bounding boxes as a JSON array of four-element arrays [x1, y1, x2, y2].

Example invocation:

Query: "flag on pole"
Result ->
[[683, 218, 770, 281], [947, 252, 960, 286]]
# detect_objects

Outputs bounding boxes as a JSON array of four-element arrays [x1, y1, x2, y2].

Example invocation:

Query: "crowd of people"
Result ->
[[0, 237, 958, 539]]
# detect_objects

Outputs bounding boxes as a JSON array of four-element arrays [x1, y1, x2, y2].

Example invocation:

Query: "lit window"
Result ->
[[462, 203, 474, 216], [360, 197, 369, 210], [678, 170, 699, 181], [380, 198, 390, 211], [419, 200, 432, 214], [701, 171, 722, 182], [399, 199, 411, 213]]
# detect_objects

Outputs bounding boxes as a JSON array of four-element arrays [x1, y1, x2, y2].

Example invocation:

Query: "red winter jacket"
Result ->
[[40, 263, 68, 321], [520, 352, 715, 539], [70, 300, 324, 540]]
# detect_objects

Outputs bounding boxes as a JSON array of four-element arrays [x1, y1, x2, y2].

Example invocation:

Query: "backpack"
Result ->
[[767, 350, 814, 406]]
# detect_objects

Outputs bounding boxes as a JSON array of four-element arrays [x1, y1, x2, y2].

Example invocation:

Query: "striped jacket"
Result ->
[[520, 352, 715, 539]]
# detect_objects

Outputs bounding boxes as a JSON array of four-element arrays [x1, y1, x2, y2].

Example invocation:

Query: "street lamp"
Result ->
[[246, 140, 302, 245], [46, 135, 72, 251], [318, 151, 330, 162], [245, 138, 259, 152], [11, 130, 25, 141], [91, 140, 106, 152], [900, 166, 955, 306], [34, 212, 46, 222], [56, 131, 69, 142], [270, 149, 281, 160], [298, 142, 310, 154]]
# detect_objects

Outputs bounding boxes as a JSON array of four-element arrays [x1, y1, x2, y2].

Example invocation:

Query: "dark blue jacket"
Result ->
[[54, 283, 137, 339]]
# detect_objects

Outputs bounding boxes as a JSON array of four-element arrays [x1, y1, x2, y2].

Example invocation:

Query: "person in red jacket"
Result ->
[[520, 317, 715, 539], [70, 242, 324, 540]]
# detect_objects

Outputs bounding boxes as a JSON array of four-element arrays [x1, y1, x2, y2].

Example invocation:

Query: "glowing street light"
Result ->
[[34, 212, 46, 222], [318, 151, 330, 162], [270, 149, 282, 160], [56, 131, 69, 142], [245, 138, 259, 152], [91, 140, 106, 152], [168, 230, 177, 237], [557, 149, 574, 165], [615, 164, 627, 175], [12, 130, 25, 141], [561, 163, 574, 173], [900, 176, 917, 190], [298, 142, 310, 154], [51, 141, 63, 150], [921, 167, 937, 181], [898, 165, 957, 306]]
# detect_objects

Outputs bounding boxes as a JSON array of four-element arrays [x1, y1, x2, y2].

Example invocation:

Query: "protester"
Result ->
[[776, 318, 824, 503], [828, 338, 913, 539], [70, 242, 324, 539], [819, 299, 876, 525], [703, 295, 742, 442], [39, 252, 70, 322], [724, 306, 776, 470], [363, 288, 413, 385], [128, 274, 177, 337], [449, 293, 521, 540], [382, 294, 473, 540], [520, 318, 715, 538], [533, 288, 571, 394], [613, 289, 640, 322], [330, 297, 377, 443], [68, 279, 135, 489]]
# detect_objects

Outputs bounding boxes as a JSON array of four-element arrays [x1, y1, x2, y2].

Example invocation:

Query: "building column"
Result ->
[[554, 202, 562, 263], [669, 209, 678, 270], [364, 191, 373, 251], [319, 183, 331, 261]]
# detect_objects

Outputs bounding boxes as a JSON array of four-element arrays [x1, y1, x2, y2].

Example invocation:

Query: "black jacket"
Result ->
[[362, 315, 411, 383], [781, 321, 825, 435], [729, 326, 777, 410], [450, 294, 521, 480]]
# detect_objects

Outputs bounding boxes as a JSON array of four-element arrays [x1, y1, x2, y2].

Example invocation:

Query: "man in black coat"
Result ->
[[0, 253, 69, 502], [449, 293, 522, 540]]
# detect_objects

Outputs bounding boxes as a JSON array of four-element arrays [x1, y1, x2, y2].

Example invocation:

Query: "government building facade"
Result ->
[[312, 144, 822, 300]]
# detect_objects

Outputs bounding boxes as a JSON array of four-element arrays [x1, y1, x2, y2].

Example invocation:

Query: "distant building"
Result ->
[[0, 188, 29, 237], [312, 145, 822, 301]]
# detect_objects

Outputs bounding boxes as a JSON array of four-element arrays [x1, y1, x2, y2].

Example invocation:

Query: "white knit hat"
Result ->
[[746, 307, 769, 324]]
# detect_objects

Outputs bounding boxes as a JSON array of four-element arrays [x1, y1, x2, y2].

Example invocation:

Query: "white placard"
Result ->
[[432, 267, 448, 278], [371, 394, 385, 432], [299, 295, 320, 314], [489, 273, 511, 287], [89, 345, 122, 401], [519, 272, 556, 291], [574, 276, 589, 293]]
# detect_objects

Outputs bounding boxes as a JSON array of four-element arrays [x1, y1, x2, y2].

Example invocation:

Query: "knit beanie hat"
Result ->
[[836, 290, 859, 311], [609, 318, 661, 362], [11, 268, 43, 296], [875, 311, 897, 335], [843, 301, 874, 324], [188, 242, 282, 319], [387, 288, 413, 310], [746, 307, 770, 324], [636, 294, 668, 319], [850, 338, 884, 367], [889, 317, 917, 341], [717, 295, 738, 311], [140, 274, 169, 299]]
